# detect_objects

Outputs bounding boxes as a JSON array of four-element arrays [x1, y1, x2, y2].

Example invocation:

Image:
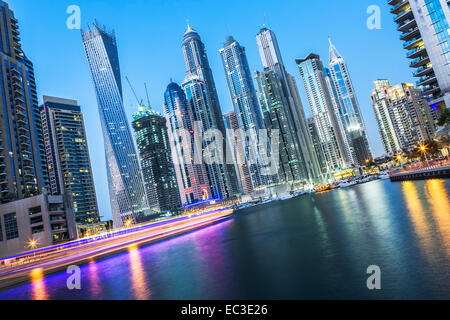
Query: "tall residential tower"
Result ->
[[82, 21, 148, 227], [328, 39, 373, 166], [182, 26, 239, 198], [220, 36, 274, 190], [389, 0, 450, 110], [40, 96, 100, 225], [164, 82, 212, 205], [371, 80, 437, 154], [256, 27, 322, 184], [297, 54, 348, 174], [0, 1, 48, 202]]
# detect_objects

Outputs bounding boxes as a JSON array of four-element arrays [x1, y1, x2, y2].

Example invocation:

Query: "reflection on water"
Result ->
[[128, 244, 151, 300], [88, 260, 102, 300], [1, 179, 449, 300], [403, 181, 434, 257], [425, 179, 450, 257], [30, 268, 48, 300]]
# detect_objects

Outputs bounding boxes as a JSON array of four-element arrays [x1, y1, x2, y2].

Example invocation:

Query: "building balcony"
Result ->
[[413, 65, 434, 78], [11, 27, 19, 36], [51, 227, 68, 233], [15, 109, 26, 118], [15, 104, 26, 113], [421, 84, 441, 96], [16, 118, 27, 126], [391, 0, 409, 14], [50, 218, 66, 224], [14, 95, 25, 104], [410, 56, 430, 68], [23, 171, 34, 177], [403, 37, 422, 50], [13, 88, 24, 97], [407, 45, 426, 59], [20, 142, 31, 150], [397, 18, 416, 32], [400, 27, 420, 41], [394, 8, 413, 23], [417, 75, 437, 87], [389, 0, 403, 6]]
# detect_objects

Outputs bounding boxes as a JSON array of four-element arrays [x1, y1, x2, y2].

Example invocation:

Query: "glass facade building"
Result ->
[[328, 39, 373, 166], [223, 111, 254, 195], [163, 82, 212, 205], [389, 0, 450, 109], [220, 36, 275, 189], [256, 27, 322, 184], [254, 70, 299, 186], [296, 54, 348, 174], [132, 106, 181, 215], [81, 21, 148, 228], [182, 26, 240, 199], [40, 96, 100, 225]]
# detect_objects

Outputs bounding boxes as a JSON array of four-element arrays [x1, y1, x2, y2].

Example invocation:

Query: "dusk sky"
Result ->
[[7, 0, 414, 220]]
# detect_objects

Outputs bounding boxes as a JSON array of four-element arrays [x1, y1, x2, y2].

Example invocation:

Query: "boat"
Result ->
[[338, 180, 358, 188], [315, 184, 336, 193], [279, 194, 294, 201], [378, 171, 390, 180]]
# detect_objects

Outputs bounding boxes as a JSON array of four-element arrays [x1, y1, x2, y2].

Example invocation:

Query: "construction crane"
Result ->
[[125, 76, 143, 106], [144, 82, 151, 110]]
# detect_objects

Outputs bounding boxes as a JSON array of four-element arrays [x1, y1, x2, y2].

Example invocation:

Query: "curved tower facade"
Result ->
[[81, 21, 148, 228]]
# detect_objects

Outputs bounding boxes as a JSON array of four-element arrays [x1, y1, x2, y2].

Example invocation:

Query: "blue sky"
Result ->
[[8, 0, 414, 221]]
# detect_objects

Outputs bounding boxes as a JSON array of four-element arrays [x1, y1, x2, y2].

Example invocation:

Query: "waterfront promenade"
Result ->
[[390, 158, 450, 181]]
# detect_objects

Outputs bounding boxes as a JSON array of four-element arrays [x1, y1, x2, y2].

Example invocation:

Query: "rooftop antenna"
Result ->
[[125, 76, 143, 107], [263, 12, 267, 28], [144, 82, 151, 110]]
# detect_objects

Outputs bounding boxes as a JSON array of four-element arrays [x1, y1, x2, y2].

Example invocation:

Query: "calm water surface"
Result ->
[[1, 179, 449, 300]]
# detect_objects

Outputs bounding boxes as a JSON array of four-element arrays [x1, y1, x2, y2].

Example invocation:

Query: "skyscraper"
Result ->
[[254, 70, 300, 185], [296, 54, 348, 174], [132, 105, 181, 214], [164, 82, 212, 205], [323, 67, 354, 165], [223, 112, 254, 195], [182, 26, 239, 199], [40, 96, 100, 225], [256, 27, 321, 184], [328, 39, 373, 166], [0, 0, 48, 202], [371, 80, 437, 154], [219, 36, 272, 189], [81, 21, 148, 228], [389, 0, 450, 110]]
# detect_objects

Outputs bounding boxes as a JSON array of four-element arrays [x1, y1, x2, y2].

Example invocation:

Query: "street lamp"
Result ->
[[28, 239, 38, 260], [418, 144, 429, 161]]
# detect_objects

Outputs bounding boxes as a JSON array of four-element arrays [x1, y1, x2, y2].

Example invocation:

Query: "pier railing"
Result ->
[[389, 157, 450, 176]]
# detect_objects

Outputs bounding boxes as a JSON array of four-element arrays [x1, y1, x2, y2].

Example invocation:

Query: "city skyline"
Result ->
[[5, 0, 425, 220], [0, 0, 449, 302]]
